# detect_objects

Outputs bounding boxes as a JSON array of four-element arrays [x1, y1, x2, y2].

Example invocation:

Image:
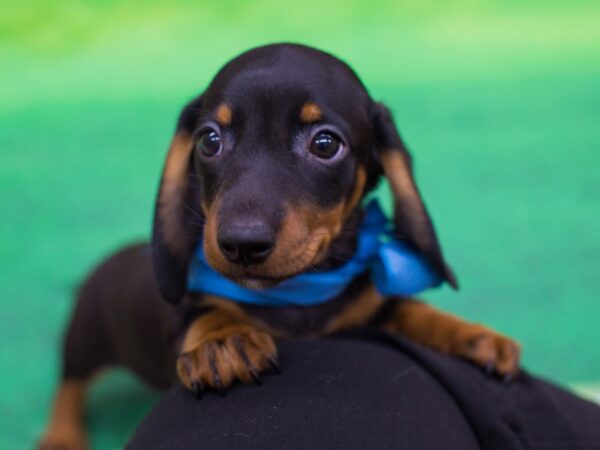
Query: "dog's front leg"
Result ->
[[379, 299, 521, 378], [177, 305, 278, 394]]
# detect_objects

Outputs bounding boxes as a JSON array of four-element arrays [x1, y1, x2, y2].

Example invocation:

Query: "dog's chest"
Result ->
[[241, 273, 373, 336]]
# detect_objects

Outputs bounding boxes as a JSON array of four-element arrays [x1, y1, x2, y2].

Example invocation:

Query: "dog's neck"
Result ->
[[310, 207, 364, 272]]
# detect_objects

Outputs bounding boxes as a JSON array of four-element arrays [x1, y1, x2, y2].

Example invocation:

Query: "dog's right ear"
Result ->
[[371, 102, 458, 289], [152, 95, 204, 304]]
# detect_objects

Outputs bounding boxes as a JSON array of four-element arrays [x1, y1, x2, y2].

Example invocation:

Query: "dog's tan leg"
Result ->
[[381, 299, 521, 377], [39, 379, 89, 450]]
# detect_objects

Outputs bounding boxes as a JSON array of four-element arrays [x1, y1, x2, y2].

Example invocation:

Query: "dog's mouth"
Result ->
[[233, 273, 288, 289], [217, 241, 327, 289], [202, 201, 345, 291], [206, 233, 329, 290]]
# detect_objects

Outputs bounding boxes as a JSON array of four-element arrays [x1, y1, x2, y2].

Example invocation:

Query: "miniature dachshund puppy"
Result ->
[[40, 43, 520, 450]]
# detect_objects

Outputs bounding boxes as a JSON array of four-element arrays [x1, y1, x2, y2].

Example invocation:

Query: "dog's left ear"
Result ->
[[151, 95, 205, 303], [371, 102, 458, 289]]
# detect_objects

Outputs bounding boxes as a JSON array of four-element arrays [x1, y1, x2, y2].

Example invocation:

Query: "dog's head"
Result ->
[[152, 44, 457, 303]]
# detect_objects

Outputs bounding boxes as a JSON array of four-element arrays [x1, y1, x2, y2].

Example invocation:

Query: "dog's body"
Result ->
[[40, 44, 520, 450]]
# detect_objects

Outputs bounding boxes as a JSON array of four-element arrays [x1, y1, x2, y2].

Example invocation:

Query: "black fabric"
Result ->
[[127, 331, 600, 450]]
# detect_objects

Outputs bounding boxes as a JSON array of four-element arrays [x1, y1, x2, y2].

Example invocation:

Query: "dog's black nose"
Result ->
[[217, 222, 275, 266]]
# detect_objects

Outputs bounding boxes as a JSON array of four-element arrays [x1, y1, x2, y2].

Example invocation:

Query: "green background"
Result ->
[[1, 0, 599, 448]]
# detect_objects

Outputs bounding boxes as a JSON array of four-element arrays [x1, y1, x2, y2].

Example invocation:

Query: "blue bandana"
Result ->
[[187, 200, 443, 307]]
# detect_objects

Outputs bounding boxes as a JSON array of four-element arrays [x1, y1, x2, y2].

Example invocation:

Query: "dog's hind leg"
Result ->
[[39, 281, 116, 450], [39, 379, 90, 450]]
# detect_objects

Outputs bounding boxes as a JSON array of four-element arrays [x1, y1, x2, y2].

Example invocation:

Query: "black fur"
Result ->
[[62, 43, 456, 388], [152, 43, 455, 302]]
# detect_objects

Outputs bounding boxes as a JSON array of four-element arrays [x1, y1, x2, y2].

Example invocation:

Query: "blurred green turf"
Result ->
[[1, 1, 600, 448]]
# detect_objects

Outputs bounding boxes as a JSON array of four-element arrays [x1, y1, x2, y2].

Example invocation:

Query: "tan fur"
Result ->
[[178, 303, 277, 389], [157, 132, 194, 256], [202, 199, 342, 283], [38, 380, 89, 450], [300, 102, 322, 123], [202, 295, 275, 334], [382, 300, 521, 376], [325, 284, 383, 334], [201, 199, 224, 273], [215, 103, 232, 126], [379, 150, 431, 241], [202, 166, 367, 284], [380, 150, 415, 203], [343, 166, 367, 218]]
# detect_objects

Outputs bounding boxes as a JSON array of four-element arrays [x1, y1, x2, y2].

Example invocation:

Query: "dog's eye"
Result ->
[[309, 131, 344, 160], [196, 129, 222, 158]]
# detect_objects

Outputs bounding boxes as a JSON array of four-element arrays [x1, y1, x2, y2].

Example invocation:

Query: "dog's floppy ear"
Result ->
[[152, 95, 204, 303], [371, 102, 458, 289]]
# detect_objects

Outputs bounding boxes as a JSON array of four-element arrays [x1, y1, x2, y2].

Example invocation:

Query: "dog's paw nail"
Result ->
[[503, 374, 514, 384], [213, 377, 226, 396], [268, 356, 281, 373], [250, 368, 262, 386], [485, 361, 495, 375], [191, 381, 203, 398]]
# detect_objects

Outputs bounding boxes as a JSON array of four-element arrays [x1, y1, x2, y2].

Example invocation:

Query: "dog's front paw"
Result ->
[[177, 324, 278, 395], [450, 323, 521, 378]]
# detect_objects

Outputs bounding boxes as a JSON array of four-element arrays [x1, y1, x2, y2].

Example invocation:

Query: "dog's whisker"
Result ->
[[181, 202, 205, 221]]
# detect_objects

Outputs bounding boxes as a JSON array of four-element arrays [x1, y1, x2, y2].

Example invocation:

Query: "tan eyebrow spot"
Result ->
[[300, 102, 322, 123], [215, 103, 232, 126]]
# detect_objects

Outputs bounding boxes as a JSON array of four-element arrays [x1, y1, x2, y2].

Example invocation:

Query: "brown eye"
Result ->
[[309, 131, 344, 160], [196, 129, 222, 158]]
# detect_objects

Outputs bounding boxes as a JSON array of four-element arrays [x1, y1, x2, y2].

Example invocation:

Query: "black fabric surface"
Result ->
[[127, 331, 600, 450]]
